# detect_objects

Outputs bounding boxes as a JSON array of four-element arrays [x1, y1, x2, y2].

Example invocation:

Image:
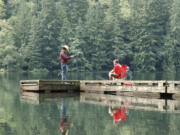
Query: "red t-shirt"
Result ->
[[113, 64, 127, 79], [60, 50, 71, 64], [121, 65, 127, 78], [113, 64, 122, 75], [113, 108, 127, 124]]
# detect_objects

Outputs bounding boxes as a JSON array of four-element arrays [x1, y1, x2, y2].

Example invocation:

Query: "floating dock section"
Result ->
[[20, 80, 180, 96], [20, 80, 80, 93], [80, 80, 166, 93]]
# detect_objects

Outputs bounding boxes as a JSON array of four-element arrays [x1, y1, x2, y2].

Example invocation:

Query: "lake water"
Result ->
[[0, 71, 180, 135]]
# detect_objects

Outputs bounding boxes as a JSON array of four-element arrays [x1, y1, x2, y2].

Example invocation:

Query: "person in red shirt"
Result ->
[[109, 59, 122, 80], [60, 45, 74, 80], [108, 101, 130, 125]]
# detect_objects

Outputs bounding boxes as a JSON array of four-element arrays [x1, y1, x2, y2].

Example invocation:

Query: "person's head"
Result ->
[[113, 59, 119, 66], [62, 45, 69, 52]]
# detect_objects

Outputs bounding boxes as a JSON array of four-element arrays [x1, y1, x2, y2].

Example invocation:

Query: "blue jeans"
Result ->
[[61, 64, 68, 80], [61, 99, 66, 117]]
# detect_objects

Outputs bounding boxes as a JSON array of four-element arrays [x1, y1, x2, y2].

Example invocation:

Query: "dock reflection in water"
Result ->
[[20, 91, 180, 113], [20, 91, 180, 135]]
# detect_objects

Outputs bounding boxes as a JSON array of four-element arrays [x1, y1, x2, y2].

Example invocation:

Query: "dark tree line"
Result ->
[[0, 0, 179, 72]]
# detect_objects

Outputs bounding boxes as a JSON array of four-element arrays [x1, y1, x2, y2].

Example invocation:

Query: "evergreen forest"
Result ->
[[0, 0, 180, 72]]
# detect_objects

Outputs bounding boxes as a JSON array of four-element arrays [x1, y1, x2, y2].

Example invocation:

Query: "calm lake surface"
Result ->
[[0, 71, 180, 135]]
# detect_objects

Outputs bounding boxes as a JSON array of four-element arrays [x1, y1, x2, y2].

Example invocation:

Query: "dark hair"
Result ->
[[113, 59, 119, 63]]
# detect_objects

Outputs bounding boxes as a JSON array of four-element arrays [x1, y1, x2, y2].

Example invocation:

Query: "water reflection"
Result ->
[[20, 92, 180, 114], [1, 72, 180, 135], [60, 99, 73, 135], [108, 101, 131, 125], [18, 91, 180, 135]]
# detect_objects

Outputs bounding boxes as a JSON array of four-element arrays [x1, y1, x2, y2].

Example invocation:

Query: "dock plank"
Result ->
[[20, 80, 80, 93], [80, 80, 166, 93], [167, 81, 180, 94]]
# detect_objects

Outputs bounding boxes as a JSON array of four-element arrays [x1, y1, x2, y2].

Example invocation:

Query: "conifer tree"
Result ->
[[83, 3, 107, 70], [132, 0, 169, 71], [26, 0, 61, 71], [0, 0, 6, 19]]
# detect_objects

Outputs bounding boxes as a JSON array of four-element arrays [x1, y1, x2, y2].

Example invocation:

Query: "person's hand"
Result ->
[[70, 56, 74, 59]]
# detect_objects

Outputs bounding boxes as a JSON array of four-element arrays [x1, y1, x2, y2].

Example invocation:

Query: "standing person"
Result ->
[[109, 59, 122, 80], [60, 45, 74, 80]]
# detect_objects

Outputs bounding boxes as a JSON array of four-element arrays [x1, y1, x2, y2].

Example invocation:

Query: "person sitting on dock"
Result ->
[[60, 45, 74, 80], [109, 59, 123, 80], [126, 66, 133, 80]]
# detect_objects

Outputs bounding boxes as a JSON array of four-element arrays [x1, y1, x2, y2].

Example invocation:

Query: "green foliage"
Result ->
[[0, 0, 179, 72], [0, 0, 6, 19]]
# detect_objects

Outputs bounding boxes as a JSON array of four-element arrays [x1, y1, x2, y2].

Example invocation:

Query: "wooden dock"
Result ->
[[20, 80, 180, 96], [20, 80, 80, 93], [166, 81, 180, 93], [80, 80, 166, 93]]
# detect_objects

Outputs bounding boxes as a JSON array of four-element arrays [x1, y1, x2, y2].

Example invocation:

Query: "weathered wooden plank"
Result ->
[[20, 80, 80, 92], [80, 80, 166, 92], [39, 80, 80, 92], [21, 86, 40, 91], [80, 80, 166, 85], [20, 80, 39, 91], [172, 94, 180, 100], [39, 80, 80, 85], [167, 81, 180, 94]]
